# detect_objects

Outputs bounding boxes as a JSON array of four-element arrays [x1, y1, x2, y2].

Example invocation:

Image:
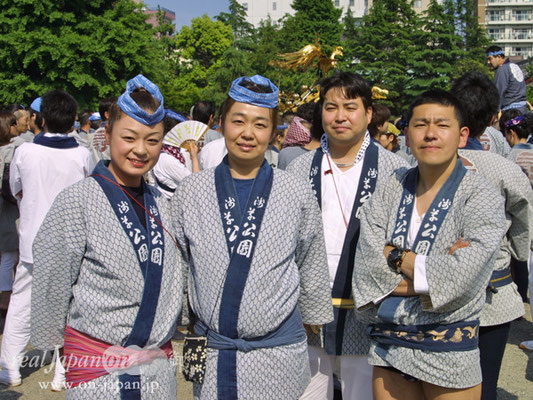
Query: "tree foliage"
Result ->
[[0, 0, 166, 109]]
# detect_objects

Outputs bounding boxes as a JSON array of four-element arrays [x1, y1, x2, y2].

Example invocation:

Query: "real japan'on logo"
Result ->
[[151, 231, 163, 246], [310, 166, 319, 177], [247, 207, 256, 221], [242, 222, 257, 238], [129, 228, 145, 245], [415, 240, 430, 256], [121, 216, 133, 229], [138, 244, 149, 262], [404, 194, 414, 206], [223, 211, 234, 226], [429, 209, 439, 223], [368, 168, 377, 179], [421, 223, 437, 239], [149, 205, 159, 217], [227, 225, 239, 243]]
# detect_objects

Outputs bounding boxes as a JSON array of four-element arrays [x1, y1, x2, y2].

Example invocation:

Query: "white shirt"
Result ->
[[153, 152, 192, 199], [321, 155, 363, 288], [199, 137, 227, 170], [408, 200, 430, 294], [10, 139, 94, 263]]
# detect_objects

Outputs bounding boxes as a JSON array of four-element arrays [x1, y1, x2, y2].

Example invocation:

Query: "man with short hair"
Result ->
[[288, 71, 408, 400], [452, 71, 532, 400], [353, 89, 507, 399], [28, 98, 43, 137], [0, 90, 94, 390], [87, 96, 117, 162], [486, 45, 527, 113], [192, 100, 220, 143]]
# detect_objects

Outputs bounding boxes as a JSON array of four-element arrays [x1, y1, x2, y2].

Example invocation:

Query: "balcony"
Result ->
[[486, 0, 533, 6], [486, 14, 533, 24]]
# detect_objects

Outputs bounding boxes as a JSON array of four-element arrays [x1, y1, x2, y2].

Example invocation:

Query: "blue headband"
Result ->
[[165, 109, 187, 122], [229, 75, 279, 109], [30, 97, 42, 112], [117, 74, 165, 126], [89, 112, 101, 121], [505, 114, 526, 128], [487, 50, 505, 57]]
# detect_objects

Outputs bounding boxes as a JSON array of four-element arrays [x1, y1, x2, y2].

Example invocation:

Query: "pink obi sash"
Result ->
[[64, 325, 174, 388]]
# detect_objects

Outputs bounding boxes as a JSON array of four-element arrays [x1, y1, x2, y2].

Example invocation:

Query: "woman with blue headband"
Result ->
[[172, 75, 333, 399], [30, 75, 186, 399]]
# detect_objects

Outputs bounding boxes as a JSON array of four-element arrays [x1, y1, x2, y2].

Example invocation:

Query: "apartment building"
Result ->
[[237, 0, 439, 26], [479, 0, 533, 58]]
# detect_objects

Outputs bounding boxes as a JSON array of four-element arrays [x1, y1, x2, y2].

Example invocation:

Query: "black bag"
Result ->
[[1, 162, 16, 204], [182, 334, 207, 383]]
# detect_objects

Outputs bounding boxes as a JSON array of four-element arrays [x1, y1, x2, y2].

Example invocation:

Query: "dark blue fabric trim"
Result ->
[[90, 161, 165, 400], [118, 374, 142, 400], [214, 156, 273, 400], [514, 143, 533, 150], [369, 320, 480, 352], [33, 133, 79, 148], [309, 150, 323, 209], [462, 137, 483, 151]]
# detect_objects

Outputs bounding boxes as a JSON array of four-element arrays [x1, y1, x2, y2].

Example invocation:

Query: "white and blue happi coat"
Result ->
[[171, 159, 333, 400], [287, 140, 408, 355], [352, 163, 507, 388], [459, 149, 531, 326], [31, 161, 185, 400]]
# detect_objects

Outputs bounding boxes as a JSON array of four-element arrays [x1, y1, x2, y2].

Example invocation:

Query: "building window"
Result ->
[[513, 28, 531, 40], [414, 0, 422, 7], [513, 47, 531, 57], [487, 10, 504, 22], [349, 0, 354, 6], [335, 0, 340, 7], [513, 10, 532, 22], [488, 28, 504, 41], [273, 2, 276, 11], [242, 2, 248, 11]]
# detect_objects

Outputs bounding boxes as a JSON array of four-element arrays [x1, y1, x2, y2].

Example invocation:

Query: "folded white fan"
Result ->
[[163, 120, 209, 148]]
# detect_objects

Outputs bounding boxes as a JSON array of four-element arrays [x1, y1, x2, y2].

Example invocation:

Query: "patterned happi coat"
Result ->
[[286, 142, 408, 355], [171, 166, 333, 400], [507, 143, 533, 188], [459, 149, 532, 326], [352, 166, 507, 388], [31, 174, 185, 399]]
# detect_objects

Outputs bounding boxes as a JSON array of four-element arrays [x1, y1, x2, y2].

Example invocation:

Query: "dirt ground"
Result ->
[[0, 304, 531, 399]]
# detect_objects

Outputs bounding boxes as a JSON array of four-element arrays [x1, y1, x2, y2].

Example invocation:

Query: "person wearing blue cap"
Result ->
[[28, 97, 44, 137], [30, 75, 186, 399], [0, 90, 94, 390], [486, 45, 528, 113], [171, 75, 333, 399]]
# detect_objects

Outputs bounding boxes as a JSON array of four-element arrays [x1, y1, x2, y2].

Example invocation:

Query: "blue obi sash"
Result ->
[[34, 132, 79, 149], [309, 142, 379, 355], [369, 319, 479, 352], [489, 267, 513, 293], [374, 160, 469, 352], [213, 156, 304, 399], [91, 161, 165, 400]]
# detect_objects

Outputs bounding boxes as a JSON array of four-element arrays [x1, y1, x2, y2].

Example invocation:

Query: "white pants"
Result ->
[[300, 346, 373, 400], [0, 261, 32, 376], [0, 251, 18, 292]]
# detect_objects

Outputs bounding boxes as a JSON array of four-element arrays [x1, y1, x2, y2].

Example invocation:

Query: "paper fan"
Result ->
[[163, 120, 209, 148]]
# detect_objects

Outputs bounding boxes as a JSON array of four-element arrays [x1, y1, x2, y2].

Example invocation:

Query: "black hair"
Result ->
[[368, 103, 392, 137], [192, 101, 216, 125], [41, 89, 78, 133], [295, 102, 316, 123], [406, 89, 465, 128], [451, 71, 499, 138], [99, 96, 118, 121], [319, 71, 373, 110], [499, 109, 522, 134], [78, 110, 92, 128], [310, 101, 323, 141], [486, 45, 505, 58], [164, 109, 182, 134]]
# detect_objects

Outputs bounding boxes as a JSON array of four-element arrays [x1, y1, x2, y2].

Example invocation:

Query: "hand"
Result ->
[[304, 324, 321, 336], [188, 141, 199, 157], [449, 238, 470, 255]]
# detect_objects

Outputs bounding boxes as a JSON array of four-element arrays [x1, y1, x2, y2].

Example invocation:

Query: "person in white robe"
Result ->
[[288, 71, 408, 400], [0, 90, 94, 390]]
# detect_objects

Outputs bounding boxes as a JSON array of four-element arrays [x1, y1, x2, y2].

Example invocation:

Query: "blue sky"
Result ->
[[145, 1, 230, 30]]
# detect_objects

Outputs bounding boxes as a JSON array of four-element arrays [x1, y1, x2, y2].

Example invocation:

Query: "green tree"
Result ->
[[216, 0, 254, 42], [164, 15, 233, 110], [280, 0, 342, 52], [0, 0, 167, 109], [408, 0, 466, 95], [344, 0, 421, 113]]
